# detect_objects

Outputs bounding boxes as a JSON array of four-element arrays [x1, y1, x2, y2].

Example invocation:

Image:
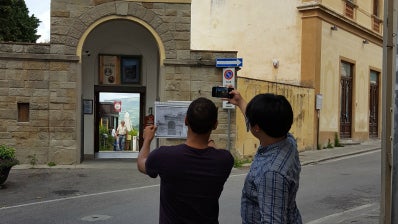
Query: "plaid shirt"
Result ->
[[241, 134, 302, 224]]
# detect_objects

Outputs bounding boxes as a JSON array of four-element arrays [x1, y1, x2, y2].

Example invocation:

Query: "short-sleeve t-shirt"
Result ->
[[145, 144, 234, 224]]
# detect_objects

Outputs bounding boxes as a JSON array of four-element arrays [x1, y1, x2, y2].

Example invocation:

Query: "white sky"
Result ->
[[25, 0, 51, 43]]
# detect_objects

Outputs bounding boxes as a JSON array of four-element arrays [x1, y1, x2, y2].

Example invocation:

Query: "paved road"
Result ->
[[0, 141, 381, 223]]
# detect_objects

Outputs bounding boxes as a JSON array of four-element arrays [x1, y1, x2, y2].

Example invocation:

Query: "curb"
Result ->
[[301, 147, 381, 166]]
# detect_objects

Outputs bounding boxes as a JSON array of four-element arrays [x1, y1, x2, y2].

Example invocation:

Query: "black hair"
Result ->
[[186, 97, 218, 134], [245, 93, 293, 138]]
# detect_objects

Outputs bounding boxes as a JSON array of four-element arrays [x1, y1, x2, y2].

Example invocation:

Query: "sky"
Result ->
[[25, 0, 51, 43]]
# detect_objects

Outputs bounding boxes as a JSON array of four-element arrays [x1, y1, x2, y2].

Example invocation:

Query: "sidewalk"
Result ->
[[5, 140, 382, 224], [12, 139, 382, 170]]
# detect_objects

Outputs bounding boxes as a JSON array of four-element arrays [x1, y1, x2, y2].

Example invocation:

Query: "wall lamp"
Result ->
[[330, 25, 338, 31], [362, 39, 369, 44]]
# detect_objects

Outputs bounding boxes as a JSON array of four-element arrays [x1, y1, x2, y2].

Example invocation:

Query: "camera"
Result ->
[[212, 86, 234, 98]]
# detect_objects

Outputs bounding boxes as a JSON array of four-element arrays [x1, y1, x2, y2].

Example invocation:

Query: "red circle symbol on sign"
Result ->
[[224, 70, 234, 80]]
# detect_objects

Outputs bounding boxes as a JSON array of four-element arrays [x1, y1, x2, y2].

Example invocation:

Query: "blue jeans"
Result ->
[[118, 135, 125, 151]]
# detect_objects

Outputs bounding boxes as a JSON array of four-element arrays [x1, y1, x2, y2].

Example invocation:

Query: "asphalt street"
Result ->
[[0, 140, 381, 223]]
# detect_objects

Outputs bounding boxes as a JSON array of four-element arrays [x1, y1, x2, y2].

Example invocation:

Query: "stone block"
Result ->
[[0, 109, 16, 119], [0, 80, 8, 88], [177, 50, 191, 60], [32, 89, 50, 97], [165, 9, 177, 16], [52, 11, 70, 18], [0, 44, 13, 52], [176, 23, 190, 32], [27, 81, 49, 89], [30, 101, 49, 110], [174, 32, 190, 41], [9, 80, 24, 88], [116, 2, 129, 15], [143, 9, 156, 24], [157, 23, 171, 35], [94, 2, 116, 18], [6, 61, 23, 69], [23, 61, 49, 70], [31, 120, 49, 127], [9, 88, 32, 97]]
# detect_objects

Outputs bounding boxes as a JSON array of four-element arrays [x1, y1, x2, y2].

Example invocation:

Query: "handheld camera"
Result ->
[[212, 86, 234, 99]]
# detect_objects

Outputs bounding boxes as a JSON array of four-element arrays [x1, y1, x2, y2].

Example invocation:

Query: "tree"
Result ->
[[0, 0, 40, 43]]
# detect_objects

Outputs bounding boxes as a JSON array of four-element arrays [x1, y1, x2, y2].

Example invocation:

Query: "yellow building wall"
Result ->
[[234, 78, 315, 158], [191, 0, 303, 85], [320, 0, 383, 32], [319, 20, 382, 143]]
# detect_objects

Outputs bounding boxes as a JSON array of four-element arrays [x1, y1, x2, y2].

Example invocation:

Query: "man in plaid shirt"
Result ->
[[228, 90, 302, 224]]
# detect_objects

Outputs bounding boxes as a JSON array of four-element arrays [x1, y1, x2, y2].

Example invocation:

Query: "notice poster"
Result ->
[[99, 55, 120, 85], [154, 101, 191, 138]]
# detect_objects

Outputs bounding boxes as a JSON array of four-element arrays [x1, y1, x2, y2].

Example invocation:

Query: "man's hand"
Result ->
[[143, 125, 157, 142], [137, 125, 157, 174]]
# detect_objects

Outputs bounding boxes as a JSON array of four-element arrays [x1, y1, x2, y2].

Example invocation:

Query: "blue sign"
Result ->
[[216, 58, 243, 67]]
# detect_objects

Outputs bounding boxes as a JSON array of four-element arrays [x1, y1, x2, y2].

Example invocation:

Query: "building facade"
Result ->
[[0, 0, 383, 164], [192, 0, 383, 157]]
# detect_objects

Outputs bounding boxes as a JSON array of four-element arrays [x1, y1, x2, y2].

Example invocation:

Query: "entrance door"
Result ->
[[369, 70, 379, 138], [94, 86, 145, 155], [340, 61, 353, 139]]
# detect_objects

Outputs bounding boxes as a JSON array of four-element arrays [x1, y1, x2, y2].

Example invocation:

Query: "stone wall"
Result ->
[[161, 50, 238, 151], [0, 42, 80, 165], [50, 1, 192, 58]]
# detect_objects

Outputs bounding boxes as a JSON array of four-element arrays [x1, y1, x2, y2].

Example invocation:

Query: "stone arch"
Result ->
[[64, 1, 175, 62]]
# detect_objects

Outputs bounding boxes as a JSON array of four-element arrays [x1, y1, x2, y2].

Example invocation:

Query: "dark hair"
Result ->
[[245, 93, 293, 138], [186, 97, 218, 134]]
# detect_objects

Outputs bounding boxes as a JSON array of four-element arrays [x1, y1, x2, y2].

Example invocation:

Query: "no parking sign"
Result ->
[[223, 68, 235, 109]]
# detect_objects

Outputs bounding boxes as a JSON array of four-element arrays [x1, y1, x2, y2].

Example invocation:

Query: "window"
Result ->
[[373, 0, 379, 16], [18, 103, 29, 122], [372, 0, 381, 33], [344, 2, 355, 19]]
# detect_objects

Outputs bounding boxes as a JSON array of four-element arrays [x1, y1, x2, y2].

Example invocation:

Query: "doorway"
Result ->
[[340, 61, 353, 139], [94, 86, 146, 158], [369, 70, 379, 138]]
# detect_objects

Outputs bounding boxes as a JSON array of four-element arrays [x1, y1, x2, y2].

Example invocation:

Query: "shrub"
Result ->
[[0, 145, 19, 169]]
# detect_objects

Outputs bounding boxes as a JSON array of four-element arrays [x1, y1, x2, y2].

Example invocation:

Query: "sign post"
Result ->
[[222, 68, 235, 109], [216, 58, 243, 151]]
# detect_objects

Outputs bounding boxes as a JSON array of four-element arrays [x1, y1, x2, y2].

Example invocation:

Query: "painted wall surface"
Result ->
[[321, 0, 383, 33], [191, 0, 303, 85], [319, 20, 382, 141], [234, 78, 315, 157]]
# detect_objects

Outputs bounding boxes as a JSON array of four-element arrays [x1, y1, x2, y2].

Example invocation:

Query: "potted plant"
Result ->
[[127, 128, 138, 141], [0, 144, 19, 186]]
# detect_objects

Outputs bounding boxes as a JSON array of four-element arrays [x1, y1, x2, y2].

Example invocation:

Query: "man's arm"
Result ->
[[137, 125, 157, 174], [258, 172, 289, 223], [227, 89, 247, 115]]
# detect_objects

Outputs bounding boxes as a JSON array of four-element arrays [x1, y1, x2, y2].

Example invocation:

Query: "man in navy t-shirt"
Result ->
[[137, 97, 234, 224]]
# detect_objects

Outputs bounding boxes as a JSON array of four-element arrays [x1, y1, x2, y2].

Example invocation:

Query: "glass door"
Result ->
[[94, 86, 146, 155]]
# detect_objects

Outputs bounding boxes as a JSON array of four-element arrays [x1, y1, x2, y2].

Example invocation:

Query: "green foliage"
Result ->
[[234, 157, 252, 168], [47, 161, 56, 167], [99, 125, 115, 151], [27, 154, 38, 167], [0, 0, 40, 42], [0, 145, 19, 168], [334, 132, 344, 147], [0, 145, 16, 160], [326, 139, 334, 149], [129, 128, 138, 136]]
